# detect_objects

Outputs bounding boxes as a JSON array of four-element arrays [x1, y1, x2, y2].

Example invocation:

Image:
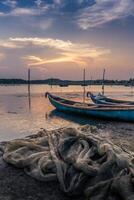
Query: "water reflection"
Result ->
[[48, 109, 107, 128], [48, 109, 134, 130], [0, 84, 134, 141], [28, 92, 31, 111]]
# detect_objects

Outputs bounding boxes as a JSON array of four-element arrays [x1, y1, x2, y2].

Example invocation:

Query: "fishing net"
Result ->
[[0, 125, 134, 199]]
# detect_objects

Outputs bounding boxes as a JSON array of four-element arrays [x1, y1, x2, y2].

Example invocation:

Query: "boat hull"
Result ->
[[48, 94, 134, 122], [88, 92, 134, 105]]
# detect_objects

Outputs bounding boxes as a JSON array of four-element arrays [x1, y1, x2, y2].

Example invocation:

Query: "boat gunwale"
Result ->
[[48, 93, 134, 111], [88, 92, 134, 105]]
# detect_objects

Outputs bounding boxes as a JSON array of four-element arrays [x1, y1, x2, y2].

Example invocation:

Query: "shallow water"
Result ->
[[0, 84, 134, 141]]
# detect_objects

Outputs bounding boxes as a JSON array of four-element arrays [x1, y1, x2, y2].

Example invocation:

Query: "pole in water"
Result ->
[[90, 75, 92, 88], [28, 68, 31, 110], [131, 78, 134, 95], [102, 68, 105, 95], [50, 78, 53, 89], [83, 68, 86, 103]]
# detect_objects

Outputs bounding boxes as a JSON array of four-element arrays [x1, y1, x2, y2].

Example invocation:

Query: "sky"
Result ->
[[0, 0, 134, 80]]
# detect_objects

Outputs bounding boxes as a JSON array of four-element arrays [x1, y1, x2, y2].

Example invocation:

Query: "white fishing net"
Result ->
[[0, 125, 134, 199]]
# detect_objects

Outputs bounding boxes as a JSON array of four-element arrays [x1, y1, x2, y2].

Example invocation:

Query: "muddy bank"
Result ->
[[0, 155, 81, 200], [0, 125, 134, 200]]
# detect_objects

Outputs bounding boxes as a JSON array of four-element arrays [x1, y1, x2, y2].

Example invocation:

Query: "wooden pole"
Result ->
[[28, 68, 30, 91], [51, 78, 53, 89], [102, 68, 105, 95], [131, 78, 133, 95], [90, 75, 92, 88], [83, 68, 86, 103], [28, 68, 31, 110]]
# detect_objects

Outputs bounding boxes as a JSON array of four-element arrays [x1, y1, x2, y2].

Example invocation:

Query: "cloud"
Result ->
[[11, 8, 39, 16], [0, 37, 110, 71], [9, 37, 74, 50], [77, 0, 85, 5], [1, 0, 17, 8], [25, 56, 43, 63], [37, 19, 53, 30], [9, 37, 110, 54], [35, 0, 42, 7], [0, 0, 133, 29], [53, 0, 62, 4], [0, 12, 5, 16], [0, 8, 38, 17], [0, 39, 23, 49], [0, 5, 50, 17], [24, 55, 77, 66], [77, 0, 134, 29], [0, 53, 5, 61], [9, 37, 110, 67], [24, 49, 109, 67]]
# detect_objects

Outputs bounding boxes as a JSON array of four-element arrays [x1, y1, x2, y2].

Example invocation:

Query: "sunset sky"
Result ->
[[0, 0, 134, 80]]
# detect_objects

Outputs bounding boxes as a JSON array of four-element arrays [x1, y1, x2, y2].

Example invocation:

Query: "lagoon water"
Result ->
[[0, 84, 134, 142]]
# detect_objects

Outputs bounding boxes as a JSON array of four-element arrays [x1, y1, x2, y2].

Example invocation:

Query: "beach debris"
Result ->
[[0, 125, 134, 199]]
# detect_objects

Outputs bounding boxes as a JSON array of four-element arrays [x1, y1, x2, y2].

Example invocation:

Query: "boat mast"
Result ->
[[83, 68, 86, 103], [102, 68, 105, 95]]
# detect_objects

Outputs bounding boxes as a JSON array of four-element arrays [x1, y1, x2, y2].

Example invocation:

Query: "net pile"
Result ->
[[0, 125, 134, 200]]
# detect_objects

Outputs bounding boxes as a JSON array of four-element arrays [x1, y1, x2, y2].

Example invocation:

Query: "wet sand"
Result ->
[[0, 125, 133, 200], [0, 155, 83, 200]]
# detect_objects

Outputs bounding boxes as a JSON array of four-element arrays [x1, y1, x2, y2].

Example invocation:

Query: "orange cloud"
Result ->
[[17, 37, 110, 67]]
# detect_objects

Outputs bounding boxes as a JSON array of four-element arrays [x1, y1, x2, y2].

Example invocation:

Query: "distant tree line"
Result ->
[[0, 78, 133, 86]]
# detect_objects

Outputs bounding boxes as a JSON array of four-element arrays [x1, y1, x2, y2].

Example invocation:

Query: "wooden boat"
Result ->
[[59, 81, 69, 87], [87, 92, 134, 105], [46, 93, 134, 122], [59, 84, 69, 87]]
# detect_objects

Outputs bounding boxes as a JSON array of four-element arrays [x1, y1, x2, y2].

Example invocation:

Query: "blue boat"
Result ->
[[87, 92, 134, 106], [46, 93, 134, 122]]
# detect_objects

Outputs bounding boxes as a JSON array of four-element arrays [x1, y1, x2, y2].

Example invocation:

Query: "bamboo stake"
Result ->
[[28, 68, 31, 110], [83, 68, 86, 103], [102, 69, 105, 95]]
